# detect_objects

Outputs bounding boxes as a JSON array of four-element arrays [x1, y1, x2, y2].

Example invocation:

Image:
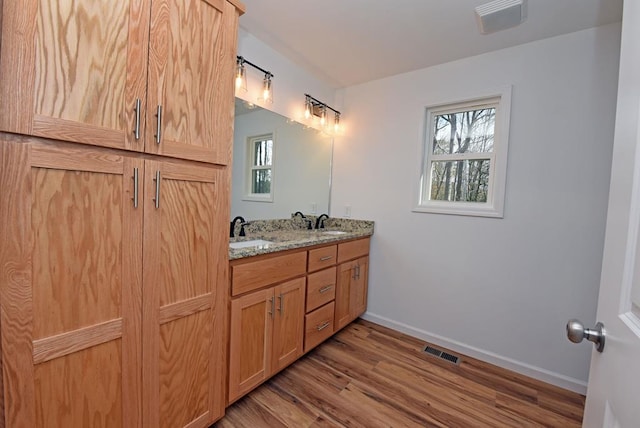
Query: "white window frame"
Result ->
[[414, 87, 512, 218], [243, 133, 275, 202]]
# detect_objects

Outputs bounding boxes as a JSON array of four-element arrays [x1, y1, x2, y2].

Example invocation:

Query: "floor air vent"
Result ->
[[423, 345, 461, 365]]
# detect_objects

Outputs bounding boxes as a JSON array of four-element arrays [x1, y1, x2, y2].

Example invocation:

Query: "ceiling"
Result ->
[[238, 0, 622, 89]]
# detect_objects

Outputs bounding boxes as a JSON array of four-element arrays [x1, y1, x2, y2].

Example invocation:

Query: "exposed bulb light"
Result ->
[[319, 105, 327, 127], [235, 58, 247, 93], [304, 97, 313, 119], [259, 74, 273, 104], [302, 93, 342, 133]]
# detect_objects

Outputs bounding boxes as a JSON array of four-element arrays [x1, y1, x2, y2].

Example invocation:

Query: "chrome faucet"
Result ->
[[315, 214, 329, 229], [230, 216, 246, 238]]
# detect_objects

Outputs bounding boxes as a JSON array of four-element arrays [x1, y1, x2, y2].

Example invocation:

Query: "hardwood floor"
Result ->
[[215, 319, 585, 427]]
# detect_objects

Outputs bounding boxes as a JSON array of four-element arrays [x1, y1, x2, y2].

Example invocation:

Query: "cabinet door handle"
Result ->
[[317, 321, 330, 331], [268, 297, 274, 318], [356, 264, 360, 280], [132, 168, 139, 208], [154, 105, 163, 144], [133, 98, 141, 140], [153, 170, 161, 209], [277, 293, 284, 315], [319, 285, 333, 294], [319, 255, 333, 261], [352, 265, 357, 280]]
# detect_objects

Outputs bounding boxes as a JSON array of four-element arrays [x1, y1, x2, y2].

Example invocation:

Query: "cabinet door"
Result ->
[[350, 256, 369, 319], [228, 289, 273, 404], [142, 159, 227, 427], [0, 138, 143, 427], [0, 0, 150, 151], [335, 261, 355, 331], [146, 0, 238, 164], [272, 278, 306, 373]]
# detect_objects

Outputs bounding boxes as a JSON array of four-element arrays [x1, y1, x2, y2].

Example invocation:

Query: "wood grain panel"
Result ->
[[304, 303, 335, 353], [32, 116, 128, 150], [350, 257, 368, 319], [146, 0, 237, 164], [34, 0, 129, 131], [0, 1, 37, 133], [158, 312, 211, 428], [30, 139, 124, 173], [159, 176, 216, 306], [334, 262, 354, 331], [34, 340, 123, 428], [306, 267, 336, 312], [337, 238, 370, 264], [31, 167, 123, 339], [158, 294, 212, 325], [143, 159, 223, 427], [308, 245, 337, 273], [231, 252, 307, 296], [228, 289, 273, 404], [33, 318, 122, 364], [0, 139, 37, 426], [272, 278, 306, 373]]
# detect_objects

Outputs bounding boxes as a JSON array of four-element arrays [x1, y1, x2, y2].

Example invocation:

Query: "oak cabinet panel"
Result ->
[[228, 278, 305, 404], [0, 0, 239, 164], [335, 255, 369, 331], [304, 302, 335, 352], [0, 139, 228, 427]]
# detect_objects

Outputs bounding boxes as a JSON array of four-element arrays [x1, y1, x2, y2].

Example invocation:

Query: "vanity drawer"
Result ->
[[337, 238, 370, 264], [306, 266, 336, 312], [231, 251, 307, 296], [304, 302, 335, 352], [308, 245, 337, 272]]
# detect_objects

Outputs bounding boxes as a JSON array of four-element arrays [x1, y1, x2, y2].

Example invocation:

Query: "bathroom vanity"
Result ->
[[227, 220, 373, 404]]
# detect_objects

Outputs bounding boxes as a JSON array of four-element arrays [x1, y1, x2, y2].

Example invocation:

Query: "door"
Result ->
[[228, 288, 273, 403], [142, 159, 226, 427], [0, 138, 143, 427], [0, 0, 150, 151], [581, 2, 640, 425], [335, 261, 355, 330], [350, 256, 369, 319], [272, 278, 306, 372], [146, 0, 237, 164]]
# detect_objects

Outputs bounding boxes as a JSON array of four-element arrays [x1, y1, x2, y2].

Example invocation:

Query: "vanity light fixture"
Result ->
[[304, 94, 341, 132], [236, 56, 274, 103]]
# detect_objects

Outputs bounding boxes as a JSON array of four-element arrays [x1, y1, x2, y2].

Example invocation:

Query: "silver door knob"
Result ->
[[566, 319, 605, 352]]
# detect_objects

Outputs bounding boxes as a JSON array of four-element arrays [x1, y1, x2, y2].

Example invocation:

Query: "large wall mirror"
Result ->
[[231, 98, 333, 220]]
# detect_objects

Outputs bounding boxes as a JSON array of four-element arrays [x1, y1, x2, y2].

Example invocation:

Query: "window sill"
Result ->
[[413, 202, 503, 218], [243, 195, 274, 203]]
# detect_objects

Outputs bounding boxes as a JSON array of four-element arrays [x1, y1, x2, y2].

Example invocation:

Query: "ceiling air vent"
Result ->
[[423, 345, 461, 365], [475, 0, 528, 35]]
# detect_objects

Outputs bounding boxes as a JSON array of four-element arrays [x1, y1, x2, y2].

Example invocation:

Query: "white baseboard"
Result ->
[[360, 312, 588, 395]]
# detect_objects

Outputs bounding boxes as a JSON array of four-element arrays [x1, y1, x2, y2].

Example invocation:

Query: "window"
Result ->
[[244, 133, 274, 202], [415, 88, 511, 218]]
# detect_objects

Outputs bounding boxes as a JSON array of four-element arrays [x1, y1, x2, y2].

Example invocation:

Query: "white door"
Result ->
[[581, 1, 640, 426]]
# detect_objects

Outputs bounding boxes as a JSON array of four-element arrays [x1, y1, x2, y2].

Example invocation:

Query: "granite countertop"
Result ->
[[229, 218, 374, 260]]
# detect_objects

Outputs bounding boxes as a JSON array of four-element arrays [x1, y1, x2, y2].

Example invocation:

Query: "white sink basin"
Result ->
[[322, 230, 347, 235], [229, 239, 274, 249]]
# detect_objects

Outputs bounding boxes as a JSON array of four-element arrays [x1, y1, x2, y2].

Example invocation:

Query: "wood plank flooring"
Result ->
[[215, 319, 585, 427]]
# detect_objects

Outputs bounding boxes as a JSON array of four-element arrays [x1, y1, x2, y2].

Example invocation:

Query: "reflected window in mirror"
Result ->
[[246, 133, 274, 202]]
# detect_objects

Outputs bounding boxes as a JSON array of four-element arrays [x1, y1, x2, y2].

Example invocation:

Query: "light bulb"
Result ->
[[334, 114, 340, 133], [235, 61, 247, 93], [320, 106, 327, 126], [259, 74, 273, 104], [304, 98, 312, 119]]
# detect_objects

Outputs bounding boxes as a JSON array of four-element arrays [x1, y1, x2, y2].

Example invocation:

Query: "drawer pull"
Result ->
[[319, 255, 333, 261], [316, 321, 330, 331], [319, 285, 333, 294]]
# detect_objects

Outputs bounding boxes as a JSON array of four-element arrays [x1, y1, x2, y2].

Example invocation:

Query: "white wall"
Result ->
[[231, 108, 332, 220], [331, 24, 621, 392]]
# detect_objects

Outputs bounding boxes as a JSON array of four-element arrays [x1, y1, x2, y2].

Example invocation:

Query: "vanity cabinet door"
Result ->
[[228, 289, 274, 404], [145, 0, 237, 164], [335, 254, 369, 331], [142, 159, 226, 427], [0, 0, 150, 151], [0, 138, 143, 427], [271, 278, 306, 373]]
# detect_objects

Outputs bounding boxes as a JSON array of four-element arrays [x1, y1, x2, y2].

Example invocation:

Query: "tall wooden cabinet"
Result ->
[[0, 0, 244, 426], [0, 0, 238, 165]]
